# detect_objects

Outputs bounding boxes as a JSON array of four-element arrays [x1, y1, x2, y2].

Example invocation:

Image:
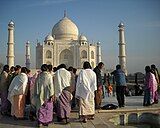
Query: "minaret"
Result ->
[[118, 22, 127, 75], [7, 20, 15, 68], [96, 42, 102, 65], [25, 41, 31, 69]]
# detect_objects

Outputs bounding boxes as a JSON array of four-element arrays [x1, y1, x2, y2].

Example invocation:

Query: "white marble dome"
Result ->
[[45, 34, 54, 41], [52, 16, 79, 40], [79, 35, 87, 41]]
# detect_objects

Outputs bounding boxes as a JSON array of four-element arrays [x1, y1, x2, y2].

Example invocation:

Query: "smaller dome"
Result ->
[[45, 34, 54, 41], [97, 42, 101, 45], [79, 35, 87, 41], [118, 22, 124, 28], [9, 20, 14, 25], [26, 40, 30, 44], [8, 20, 14, 27]]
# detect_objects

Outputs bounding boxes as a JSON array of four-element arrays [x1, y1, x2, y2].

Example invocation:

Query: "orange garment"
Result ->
[[11, 94, 26, 118], [95, 86, 103, 108], [108, 85, 113, 93]]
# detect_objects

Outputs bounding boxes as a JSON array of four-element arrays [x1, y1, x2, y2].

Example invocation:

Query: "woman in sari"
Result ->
[[8, 67, 28, 119], [54, 64, 72, 123], [151, 64, 159, 103], [75, 61, 97, 123], [34, 64, 54, 127], [56, 86, 73, 124], [0, 65, 10, 116], [143, 66, 158, 106]]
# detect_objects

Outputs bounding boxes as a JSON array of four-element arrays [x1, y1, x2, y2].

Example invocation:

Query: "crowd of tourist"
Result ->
[[0, 62, 159, 127], [0, 62, 100, 126]]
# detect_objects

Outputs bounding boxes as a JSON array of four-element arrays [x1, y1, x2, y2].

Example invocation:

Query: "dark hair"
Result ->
[[41, 64, 48, 71], [15, 65, 21, 71], [83, 61, 92, 69], [26, 68, 31, 74], [116, 64, 121, 70], [68, 66, 73, 71], [145, 66, 150, 73], [3, 65, 9, 72], [151, 64, 156, 69], [57, 64, 66, 70], [47, 64, 53, 72], [21, 67, 28, 74], [73, 68, 77, 74], [98, 62, 104, 67], [10, 66, 15, 71], [53, 67, 57, 72]]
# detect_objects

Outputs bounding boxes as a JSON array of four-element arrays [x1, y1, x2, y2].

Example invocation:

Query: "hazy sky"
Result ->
[[0, 0, 160, 74]]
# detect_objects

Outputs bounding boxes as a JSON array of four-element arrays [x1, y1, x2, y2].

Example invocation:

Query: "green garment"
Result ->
[[34, 71, 54, 111]]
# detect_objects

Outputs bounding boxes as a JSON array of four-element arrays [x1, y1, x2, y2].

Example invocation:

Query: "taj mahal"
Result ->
[[6, 12, 127, 74], [36, 12, 102, 69]]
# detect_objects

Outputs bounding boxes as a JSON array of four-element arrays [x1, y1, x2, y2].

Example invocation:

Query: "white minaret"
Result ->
[[118, 22, 127, 75], [96, 42, 102, 65], [7, 20, 15, 68], [25, 41, 31, 69]]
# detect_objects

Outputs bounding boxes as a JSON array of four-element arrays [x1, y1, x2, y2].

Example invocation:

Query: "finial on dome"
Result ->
[[118, 22, 124, 28], [26, 40, 30, 44], [64, 10, 67, 17], [8, 20, 14, 26]]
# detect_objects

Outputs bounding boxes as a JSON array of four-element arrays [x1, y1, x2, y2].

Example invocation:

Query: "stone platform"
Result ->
[[0, 96, 160, 128]]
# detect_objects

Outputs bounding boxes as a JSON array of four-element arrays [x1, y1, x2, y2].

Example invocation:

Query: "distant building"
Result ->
[[36, 12, 102, 69], [6, 13, 128, 73]]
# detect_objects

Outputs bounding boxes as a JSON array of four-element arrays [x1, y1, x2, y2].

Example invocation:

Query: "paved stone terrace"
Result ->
[[0, 96, 160, 128]]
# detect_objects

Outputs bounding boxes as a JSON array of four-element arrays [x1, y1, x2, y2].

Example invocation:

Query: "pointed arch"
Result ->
[[59, 49, 73, 67], [81, 50, 87, 58], [46, 50, 52, 58], [91, 51, 94, 59]]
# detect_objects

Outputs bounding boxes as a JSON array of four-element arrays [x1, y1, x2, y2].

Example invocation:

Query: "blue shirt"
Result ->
[[112, 69, 126, 86]]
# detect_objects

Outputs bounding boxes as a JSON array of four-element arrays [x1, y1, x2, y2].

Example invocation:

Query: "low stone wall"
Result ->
[[109, 112, 160, 128]]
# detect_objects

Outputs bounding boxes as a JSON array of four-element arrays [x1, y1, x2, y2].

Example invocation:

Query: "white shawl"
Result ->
[[75, 69, 97, 101], [54, 68, 71, 97], [8, 73, 28, 104]]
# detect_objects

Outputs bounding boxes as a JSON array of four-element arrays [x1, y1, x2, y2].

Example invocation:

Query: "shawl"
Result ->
[[54, 68, 71, 97], [8, 73, 28, 104], [75, 69, 97, 101], [34, 71, 54, 111]]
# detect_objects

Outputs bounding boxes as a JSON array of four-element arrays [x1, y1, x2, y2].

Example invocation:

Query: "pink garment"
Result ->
[[30, 71, 41, 88], [149, 73, 158, 103], [56, 90, 72, 119], [38, 100, 53, 125]]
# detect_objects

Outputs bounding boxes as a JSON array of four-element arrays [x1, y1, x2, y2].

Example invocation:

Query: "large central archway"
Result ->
[[59, 49, 73, 67]]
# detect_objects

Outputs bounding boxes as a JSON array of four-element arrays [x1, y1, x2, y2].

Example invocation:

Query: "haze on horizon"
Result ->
[[0, 0, 160, 74]]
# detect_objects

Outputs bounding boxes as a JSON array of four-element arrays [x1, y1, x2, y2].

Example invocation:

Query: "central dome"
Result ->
[[52, 16, 79, 40]]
